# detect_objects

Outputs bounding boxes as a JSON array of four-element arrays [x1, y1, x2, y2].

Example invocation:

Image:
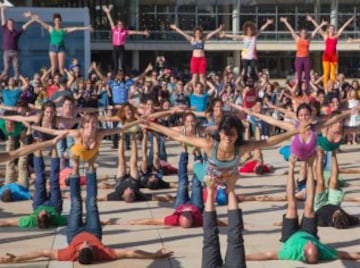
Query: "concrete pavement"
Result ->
[[0, 139, 359, 268]]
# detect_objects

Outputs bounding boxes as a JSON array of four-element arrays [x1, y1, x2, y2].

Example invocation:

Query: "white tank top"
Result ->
[[241, 36, 257, 60]]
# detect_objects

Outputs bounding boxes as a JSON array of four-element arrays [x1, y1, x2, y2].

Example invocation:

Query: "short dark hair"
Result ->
[[1, 189, 13, 202], [78, 247, 93, 264], [333, 209, 350, 229], [255, 165, 265, 175], [37, 214, 50, 229], [53, 13, 62, 21]]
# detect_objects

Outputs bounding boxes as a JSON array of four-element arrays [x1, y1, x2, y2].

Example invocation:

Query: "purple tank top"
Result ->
[[290, 124, 317, 161]]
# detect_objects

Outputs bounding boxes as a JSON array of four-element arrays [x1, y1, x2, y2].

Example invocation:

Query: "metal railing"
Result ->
[[91, 30, 360, 43]]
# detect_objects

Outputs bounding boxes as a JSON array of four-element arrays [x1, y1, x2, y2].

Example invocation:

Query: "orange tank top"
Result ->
[[296, 39, 310, 57]]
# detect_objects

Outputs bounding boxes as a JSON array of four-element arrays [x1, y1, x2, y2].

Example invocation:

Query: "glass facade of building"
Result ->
[[12, 1, 360, 77]]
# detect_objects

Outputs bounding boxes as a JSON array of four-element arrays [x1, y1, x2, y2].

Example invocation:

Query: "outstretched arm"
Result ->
[[280, 17, 298, 41], [32, 15, 51, 31], [246, 251, 279, 261], [306, 15, 326, 39], [128, 218, 164, 225], [0, 219, 18, 227], [257, 18, 273, 36], [169, 24, 193, 42], [21, 11, 36, 30], [229, 102, 294, 131], [129, 29, 150, 38], [0, 5, 5, 26], [218, 31, 244, 41], [1, 134, 66, 163], [97, 119, 141, 139], [336, 15, 355, 38], [65, 25, 93, 33], [205, 24, 223, 40], [310, 20, 328, 39], [0, 249, 57, 263], [102, 5, 115, 29], [114, 248, 173, 260], [144, 121, 212, 153], [266, 101, 297, 120], [241, 128, 301, 156], [337, 251, 360, 260], [315, 107, 357, 131]]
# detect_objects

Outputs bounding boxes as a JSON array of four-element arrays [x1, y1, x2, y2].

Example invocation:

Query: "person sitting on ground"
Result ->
[[201, 176, 246, 268], [0, 166, 173, 264], [246, 155, 360, 263]]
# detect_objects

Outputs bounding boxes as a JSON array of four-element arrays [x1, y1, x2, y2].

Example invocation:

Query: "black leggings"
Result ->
[[201, 209, 246, 268], [112, 45, 126, 73]]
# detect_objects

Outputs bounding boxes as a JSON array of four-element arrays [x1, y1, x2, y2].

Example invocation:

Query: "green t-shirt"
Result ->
[[278, 231, 338, 261], [18, 205, 67, 228], [0, 119, 25, 138]]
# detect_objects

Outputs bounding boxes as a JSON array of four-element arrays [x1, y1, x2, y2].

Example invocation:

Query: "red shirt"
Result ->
[[243, 89, 257, 108], [164, 204, 203, 227], [57, 232, 116, 261], [47, 84, 60, 99]]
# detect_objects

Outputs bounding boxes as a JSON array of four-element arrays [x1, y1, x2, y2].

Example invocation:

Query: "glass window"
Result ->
[[157, 0, 176, 12], [297, 4, 314, 13], [178, 15, 195, 30], [198, 15, 216, 30], [177, 0, 196, 13], [258, 5, 276, 14]]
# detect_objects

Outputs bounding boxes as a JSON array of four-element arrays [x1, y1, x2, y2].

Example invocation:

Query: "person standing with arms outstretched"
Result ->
[[103, 5, 150, 73], [31, 13, 93, 77], [219, 18, 273, 82], [280, 16, 327, 90], [169, 23, 223, 87], [0, 5, 36, 80], [307, 15, 354, 89]]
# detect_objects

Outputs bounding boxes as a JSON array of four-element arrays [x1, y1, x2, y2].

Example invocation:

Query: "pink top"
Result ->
[[290, 125, 317, 161], [112, 27, 129, 46]]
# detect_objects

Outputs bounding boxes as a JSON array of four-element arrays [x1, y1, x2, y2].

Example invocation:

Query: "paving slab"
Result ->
[[0, 140, 359, 267]]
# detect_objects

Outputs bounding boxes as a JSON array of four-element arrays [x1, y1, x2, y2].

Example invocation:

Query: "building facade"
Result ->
[[7, 0, 360, 78]]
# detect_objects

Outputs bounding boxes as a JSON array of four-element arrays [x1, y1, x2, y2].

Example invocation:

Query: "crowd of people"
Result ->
[[1, 4, 360, 266]]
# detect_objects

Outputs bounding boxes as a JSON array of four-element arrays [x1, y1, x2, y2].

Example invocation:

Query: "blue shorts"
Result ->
[[49, 44, 65, 53]]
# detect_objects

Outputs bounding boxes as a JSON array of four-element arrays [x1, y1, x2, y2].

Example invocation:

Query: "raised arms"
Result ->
[[280, 17, 298, 41], [205, 24, 224, 40], [169, 24, 193, 42], [103, 5, 115, 29]]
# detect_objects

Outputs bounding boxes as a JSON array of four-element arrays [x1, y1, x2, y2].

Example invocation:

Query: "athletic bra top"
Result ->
[[206, 142, 240, 178], [192, 40, 205, 50], [317, 134, 342, 152], [290, 124, 317, 161]]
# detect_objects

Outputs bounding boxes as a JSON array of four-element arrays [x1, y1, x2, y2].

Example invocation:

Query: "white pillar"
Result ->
[[132, 51, 140, 70], [232, 0, 241, 68], [330, 0, 338, 28]]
